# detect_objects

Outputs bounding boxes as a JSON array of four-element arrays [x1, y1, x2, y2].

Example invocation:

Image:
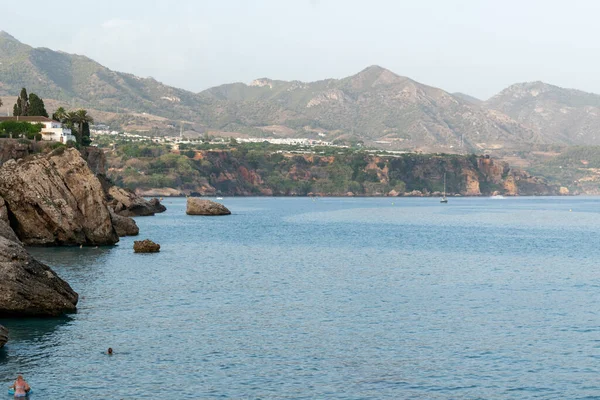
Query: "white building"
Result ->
[[0, 116, 76, 143]]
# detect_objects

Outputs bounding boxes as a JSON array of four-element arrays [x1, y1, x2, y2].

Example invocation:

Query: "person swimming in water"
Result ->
[[9, 375, 30, 397], [107, 347, 113, 355]]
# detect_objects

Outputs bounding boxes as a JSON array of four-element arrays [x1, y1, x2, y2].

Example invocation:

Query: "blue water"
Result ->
[[1, 197, 600, 399]]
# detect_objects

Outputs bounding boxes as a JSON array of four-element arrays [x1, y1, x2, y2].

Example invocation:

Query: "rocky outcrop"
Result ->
[[186, 198, 231, 215], [133, 239, 160, 253], [110, 210, 139, 237], [0, 225, 78, 317], [108, 186, 166, 217], [0, 139, 33, 166], [0, 148, 119, 246], [79, 147, 106, 176], [0, 325, 7, 348]]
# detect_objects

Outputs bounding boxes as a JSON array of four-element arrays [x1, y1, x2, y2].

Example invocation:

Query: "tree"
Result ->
[[63, 111, 79, 143], [75, 109, 93, 146], [27, 93, 48, 117], [12, 88, 29, 116], [52, 107, 67, 122], [81, 121, 91, 146]]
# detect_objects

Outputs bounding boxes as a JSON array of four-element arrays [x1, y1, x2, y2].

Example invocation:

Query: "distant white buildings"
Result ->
[[0, 116, 75, 143]]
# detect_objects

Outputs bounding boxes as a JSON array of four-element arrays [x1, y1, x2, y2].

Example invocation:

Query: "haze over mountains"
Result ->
[[1, 31, 599, 152]]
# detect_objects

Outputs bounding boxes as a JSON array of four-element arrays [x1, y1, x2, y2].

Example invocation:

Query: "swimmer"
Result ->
[[107, 347, 113, 355], [9, 375, 30, 398]]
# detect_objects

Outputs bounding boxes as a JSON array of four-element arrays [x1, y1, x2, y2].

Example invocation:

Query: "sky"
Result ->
[[2, 0, 600, 99]]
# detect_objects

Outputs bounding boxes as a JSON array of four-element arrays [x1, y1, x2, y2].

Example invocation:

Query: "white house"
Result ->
[[0, 116, 76, 143]]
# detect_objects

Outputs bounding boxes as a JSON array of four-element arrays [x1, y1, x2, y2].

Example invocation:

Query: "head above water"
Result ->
[[107, 347, 113, 355], [16, 375, 23, 380]]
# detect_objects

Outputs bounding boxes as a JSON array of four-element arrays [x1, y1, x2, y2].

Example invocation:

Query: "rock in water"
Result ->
[[0, 231, 78, 317], [0, 325, 7, 348], [0, 148, 119, 246], [186, 198, 231, 215], [133, 239, 160, 253], [110, 210, 139, 237], [108, 186, 167, 217]]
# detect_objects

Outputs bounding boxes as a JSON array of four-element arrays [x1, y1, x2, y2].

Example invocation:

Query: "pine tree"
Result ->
[[12, 88, 29, 116], [27, 93, 48, 117]]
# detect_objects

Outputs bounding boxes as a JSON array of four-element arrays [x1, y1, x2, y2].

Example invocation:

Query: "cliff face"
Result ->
[[121, 150, 560, 197], [0, 220, 78, 317], [0, 148, 119, 245]]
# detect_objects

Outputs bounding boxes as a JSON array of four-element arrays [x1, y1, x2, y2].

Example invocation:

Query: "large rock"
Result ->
[[108, 186, 166, 217], [110, 210, 139, 237], [0, 325, 7, 348], [186, 198, 231, 215], [0, 230, 78, 317], [133, 239, 160, 253], [0, 148, 119, 246]]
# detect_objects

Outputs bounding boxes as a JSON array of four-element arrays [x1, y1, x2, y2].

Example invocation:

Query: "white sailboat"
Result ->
[[440, 173, 448, 203]]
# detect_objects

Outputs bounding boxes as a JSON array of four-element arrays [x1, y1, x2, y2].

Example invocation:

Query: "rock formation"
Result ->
[[80, 146, 167, 217], [186, 198, 231, 215], [110, 210, 139, 237], [107, 186, 166, 217], [0, 148, 119, 245], [133, 239, 160, 253], [0, 221, 78, 317]]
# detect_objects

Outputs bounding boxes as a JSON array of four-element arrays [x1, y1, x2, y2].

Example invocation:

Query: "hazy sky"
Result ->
[[3, 0, 600, 99]]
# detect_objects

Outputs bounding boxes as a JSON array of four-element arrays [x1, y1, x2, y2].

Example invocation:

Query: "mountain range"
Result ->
[[1, 31, 599, 152]]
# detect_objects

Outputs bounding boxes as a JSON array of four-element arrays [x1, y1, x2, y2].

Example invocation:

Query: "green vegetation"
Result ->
[[12, 88, 48, 117], [0, 121, 42, 140], [95, 138, 521, 196]]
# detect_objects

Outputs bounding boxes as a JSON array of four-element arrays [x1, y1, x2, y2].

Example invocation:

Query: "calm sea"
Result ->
[[1, 197, 600, 399]]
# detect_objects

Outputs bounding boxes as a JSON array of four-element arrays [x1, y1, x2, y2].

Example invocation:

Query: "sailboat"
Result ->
[[440, 173, 448, 203]]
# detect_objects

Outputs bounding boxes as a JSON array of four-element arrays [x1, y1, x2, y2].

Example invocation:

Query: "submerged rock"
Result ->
[[0, 148, 119, 246], [108, 186, 166, 217], [0, 325, 7, 348], [0, 229, 78, 317], [186, 198, 231, 216], [110, 210, 139, 237], [133, 239, 160, 253]]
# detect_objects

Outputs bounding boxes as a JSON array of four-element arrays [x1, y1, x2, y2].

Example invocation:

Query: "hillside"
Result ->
[[199, 65, 541, 152], [95, 138, 560, 197], [0, 31, 212, 127], [484, 81, 600, 145], [0, 31, 542, 153]]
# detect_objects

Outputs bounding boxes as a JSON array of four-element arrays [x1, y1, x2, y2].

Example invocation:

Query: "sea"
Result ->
[[1, 196, 600, 399]]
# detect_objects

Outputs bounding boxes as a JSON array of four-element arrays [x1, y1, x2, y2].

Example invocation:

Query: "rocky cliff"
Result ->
[[0, 148, 119, 245], [0, 220, 78, 317], [113, 149, 560, 197]]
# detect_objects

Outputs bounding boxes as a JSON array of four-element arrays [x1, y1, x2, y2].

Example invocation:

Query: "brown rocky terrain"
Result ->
[[484, 81, 600, 145], [0, 221, 78, 317], [186, 198, 231, 215], [112, 149, 560, 197], [0, 148, 119, 245], [133, 239, 160, 253]]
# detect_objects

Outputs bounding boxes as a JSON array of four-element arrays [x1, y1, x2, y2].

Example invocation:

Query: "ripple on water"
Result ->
[[2, 197, 600, 398]]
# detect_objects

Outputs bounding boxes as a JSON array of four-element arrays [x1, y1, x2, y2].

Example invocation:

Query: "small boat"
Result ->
[[216, 197, 224, 200], [440, 173, 448, 203]]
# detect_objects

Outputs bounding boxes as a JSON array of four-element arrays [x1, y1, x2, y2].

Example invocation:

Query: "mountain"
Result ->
[[484, 81, 600, 145], [0, 32, 538, 152], [452, 92, 482, 105], [0, 31, 211, 123], [199, 65, 539, 151]]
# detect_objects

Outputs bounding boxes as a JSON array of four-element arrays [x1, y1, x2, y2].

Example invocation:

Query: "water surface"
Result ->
[[1, 197, 599, 399]]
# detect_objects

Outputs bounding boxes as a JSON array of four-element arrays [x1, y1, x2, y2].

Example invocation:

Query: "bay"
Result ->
[[1, 197, 599, 399]]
